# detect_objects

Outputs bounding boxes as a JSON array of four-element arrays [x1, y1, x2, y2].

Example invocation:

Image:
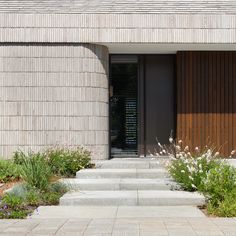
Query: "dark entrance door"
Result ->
[[109, 55, 175, 158], [144, 55, 175, 154], [110, 56, 139, 157]]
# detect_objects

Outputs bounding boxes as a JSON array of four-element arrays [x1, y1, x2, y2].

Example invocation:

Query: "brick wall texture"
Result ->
[[0, 43, 109, 159]]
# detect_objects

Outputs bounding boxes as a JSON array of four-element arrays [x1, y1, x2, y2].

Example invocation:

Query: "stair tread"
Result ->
[[62, 178, 173, 183], [78, 169, 167, 172], [62, 190, 204, 198]]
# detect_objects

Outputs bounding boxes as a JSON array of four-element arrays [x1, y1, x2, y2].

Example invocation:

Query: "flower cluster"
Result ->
[[155, 137, 227, 191]]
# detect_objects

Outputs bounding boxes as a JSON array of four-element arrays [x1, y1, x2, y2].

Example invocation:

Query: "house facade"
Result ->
[[0, 1, 236, 159]]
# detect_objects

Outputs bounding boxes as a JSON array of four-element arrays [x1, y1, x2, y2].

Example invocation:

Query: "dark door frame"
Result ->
[[109, 54, 177, 159]]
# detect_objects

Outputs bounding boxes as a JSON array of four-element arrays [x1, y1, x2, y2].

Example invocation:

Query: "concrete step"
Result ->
[[31, 206, 206, 219], [60, 178, 178, 191], [76, 169, 169, 179], [94, 158, 167, 169], [60, 190, 205, 206]]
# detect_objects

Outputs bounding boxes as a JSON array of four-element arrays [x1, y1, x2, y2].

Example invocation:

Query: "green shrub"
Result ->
[[45, 146, 92, 177], [0, 159, 20, 183], [202, 163, 236, 217], [42, 192, 61, 205], [18, 151, 52, 190], [207, 191, 236, 217], [0, 208, 29, 219], [0, 181, 68, 219], [6, 210, 29, 219], [159, 138, 236, 217], [168, 155, 220, 192], [48, 182, 69, 195], [0, 194, 29, 219], [203, 163, 236, 201], [2, 193, 23, 209], [42, 182, 69, 205], [13, 151, 26, 165], [25, 189, 42, 206]]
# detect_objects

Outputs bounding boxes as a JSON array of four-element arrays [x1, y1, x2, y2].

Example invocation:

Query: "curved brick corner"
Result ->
[[0, 43, 109, 159]]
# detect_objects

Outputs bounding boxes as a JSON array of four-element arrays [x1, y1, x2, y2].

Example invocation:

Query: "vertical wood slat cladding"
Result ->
[[177, 51, 236, 156]]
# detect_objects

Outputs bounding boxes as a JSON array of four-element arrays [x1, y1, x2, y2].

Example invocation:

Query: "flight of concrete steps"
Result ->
[[59, 158, 205, 206]]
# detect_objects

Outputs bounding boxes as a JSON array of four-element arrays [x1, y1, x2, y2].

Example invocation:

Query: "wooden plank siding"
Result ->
[[176, 51, 236, 157]]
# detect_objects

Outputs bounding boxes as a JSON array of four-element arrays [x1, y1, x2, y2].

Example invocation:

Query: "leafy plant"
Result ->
[[203, 163, 236, 201], [13, 151, 27, 165], [207, 192, 236, 217], [42, 182, 68, 205], [6, 210, 29, 219], [48, 182, 69, 195], [160, 139, 221, 191], [0, 208, 29, 219], [25, 189, 42, 206], [42, 192, 61, 205], [168, 155, 220, 191], [0, 181, 69, 219], [2, 193, 23, 209], [0, 194, 29, 219], [0, 159, 20, 183], [158, 137, 236, 217], [45, 146, 92, 177], [18, 151, 52, 190], [202, 163, 236, 216]]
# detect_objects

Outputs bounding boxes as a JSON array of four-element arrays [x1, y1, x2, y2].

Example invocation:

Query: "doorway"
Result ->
[[110, 56, 139, 157], [110, 55, 175, 158]]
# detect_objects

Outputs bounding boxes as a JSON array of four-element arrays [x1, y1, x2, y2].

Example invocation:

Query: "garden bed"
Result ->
[[0, 146, 92, 219], [157, 139, 236, 217]]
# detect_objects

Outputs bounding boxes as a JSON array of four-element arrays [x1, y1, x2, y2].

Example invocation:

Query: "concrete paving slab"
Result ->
[[167, 228, 197, 236], [31, 206, 205, 219], [195, 230, 224, 236], [76, 169, 137, 179], [61, 178, 175, 191], [60, 191, 137, 206], [93, 158, 168, 169], [117, 206, 206, 218], [140, 231, 169, 236], [119, 179, 174, 190], [0, 234, 29, 236], [138, 190, 205, 206], [56, 232, 84, 236], [31, 206, 118, 219], [136, 169, 169, 178], [0, 218, 234, 235], [94, 160, 151, 169], [60, 178, 121, 191]]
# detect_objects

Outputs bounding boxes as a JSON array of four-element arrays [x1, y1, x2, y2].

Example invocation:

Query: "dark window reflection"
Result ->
[[110, 63, 138, 157]]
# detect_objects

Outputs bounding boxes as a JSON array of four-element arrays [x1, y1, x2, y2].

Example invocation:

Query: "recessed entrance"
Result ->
[[110, 55, 175, 158], [110, 56, 139, 157]]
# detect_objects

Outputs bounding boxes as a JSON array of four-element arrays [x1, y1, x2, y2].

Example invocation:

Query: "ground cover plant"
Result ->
[[0, 146, 92, 219], [0, 159, 20, 183], [14, 146, 92, 178], [156, 137, 236, 217], [45, 146, 92, 177]]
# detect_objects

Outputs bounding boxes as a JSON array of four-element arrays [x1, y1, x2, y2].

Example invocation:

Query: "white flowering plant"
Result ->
[[204, 163, 236, 217], [155, 137, 236, 216], [155, 138, 222, 192]]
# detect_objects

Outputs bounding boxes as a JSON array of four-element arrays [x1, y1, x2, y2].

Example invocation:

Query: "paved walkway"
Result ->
[[0, 217, 236, 236]]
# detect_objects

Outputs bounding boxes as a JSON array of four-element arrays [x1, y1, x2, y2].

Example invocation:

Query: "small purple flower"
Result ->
[[3, 205, 7, 210]]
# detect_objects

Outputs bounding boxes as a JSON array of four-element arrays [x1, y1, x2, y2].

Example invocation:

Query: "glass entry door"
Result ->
[[110, 56, 138, 157]]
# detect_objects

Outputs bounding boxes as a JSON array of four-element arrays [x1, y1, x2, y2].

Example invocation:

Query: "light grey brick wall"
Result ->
[[0, 0, 236, 14], [0, 14, 236, 44], [0, 43, 109, 159]]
